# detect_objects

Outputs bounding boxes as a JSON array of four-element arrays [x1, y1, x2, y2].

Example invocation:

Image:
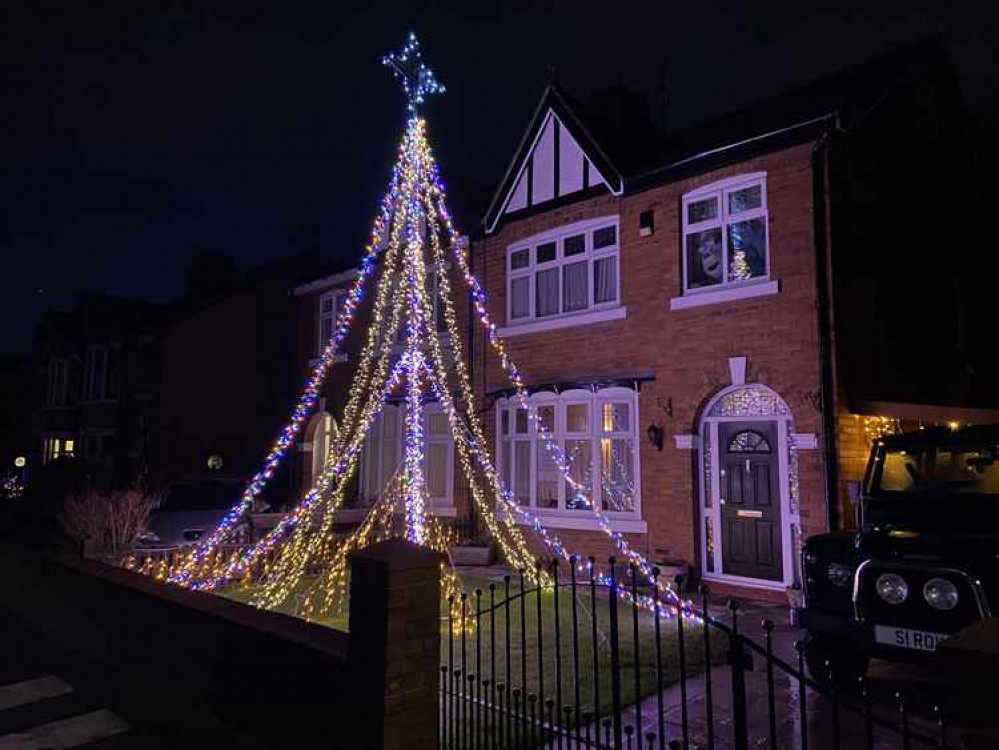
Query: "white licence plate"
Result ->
[[874, 625, 949, 652]]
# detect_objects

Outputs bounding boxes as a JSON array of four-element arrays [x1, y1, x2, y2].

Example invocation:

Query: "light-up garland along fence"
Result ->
[[142, 33, 697, 623]]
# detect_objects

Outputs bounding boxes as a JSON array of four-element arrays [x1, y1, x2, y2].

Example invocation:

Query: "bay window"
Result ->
[[495, 387, 640, 521], [360, 403, 455, 511]]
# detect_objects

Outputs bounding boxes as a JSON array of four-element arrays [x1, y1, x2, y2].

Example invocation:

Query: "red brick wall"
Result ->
[[472, 144, 831, 577], [159, 294, 259, 479], [835, 411, 871, 530]]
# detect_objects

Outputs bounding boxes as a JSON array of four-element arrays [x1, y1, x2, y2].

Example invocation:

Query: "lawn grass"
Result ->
[[218, 571, 722, 724], [448, 576, 719, 722]]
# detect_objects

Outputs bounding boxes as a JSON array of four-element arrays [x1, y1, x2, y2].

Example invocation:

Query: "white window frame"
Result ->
[[83, 345, 116, 403], [494, 387, 644, 531], [46, 357, 68, 407], [317, 289, 349, 360], [680, 173, 772, 298], [424, 403, 454, 511], [504, 216, 622, 332], [359, 403, 456, 515], [383, 262, 451, 348]]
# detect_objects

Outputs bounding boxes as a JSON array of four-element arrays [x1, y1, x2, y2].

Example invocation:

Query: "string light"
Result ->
[[142, 33, 699, 623], [861, 415, 899, 443]]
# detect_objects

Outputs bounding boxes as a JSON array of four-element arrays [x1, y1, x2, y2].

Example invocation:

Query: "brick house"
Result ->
[[155, 253, 321, 500], [30, 294, 164, 492], [465, 39, 998, 597]]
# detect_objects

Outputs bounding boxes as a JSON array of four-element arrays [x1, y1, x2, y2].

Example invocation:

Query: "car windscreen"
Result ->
[[875, 444, 999, 497], [161, 482, 239, 511]]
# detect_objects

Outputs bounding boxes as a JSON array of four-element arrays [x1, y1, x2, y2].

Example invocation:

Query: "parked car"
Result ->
[[798, 425, 998, 684], [135, 476, 247, 550]]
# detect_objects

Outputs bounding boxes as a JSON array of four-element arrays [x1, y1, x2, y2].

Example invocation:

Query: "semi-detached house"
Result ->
[[295, 39, 998, 598]]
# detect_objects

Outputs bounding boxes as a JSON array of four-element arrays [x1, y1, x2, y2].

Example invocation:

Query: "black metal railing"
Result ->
[[440, 555, 957, 750], [441, 510, 492, 547]]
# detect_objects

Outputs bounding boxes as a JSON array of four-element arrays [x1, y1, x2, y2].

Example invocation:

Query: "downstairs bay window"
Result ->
[[359, 403, 455, 512], [495, 387, 643, 529]]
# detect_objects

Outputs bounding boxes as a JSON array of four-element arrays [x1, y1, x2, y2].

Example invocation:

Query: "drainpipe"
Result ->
[[811, 117, 841, 532]]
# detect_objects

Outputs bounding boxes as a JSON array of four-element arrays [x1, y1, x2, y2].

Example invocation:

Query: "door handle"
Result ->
[[745, 458, 751, 473]]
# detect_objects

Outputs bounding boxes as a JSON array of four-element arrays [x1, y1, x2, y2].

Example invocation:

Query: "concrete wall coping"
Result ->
[[350, 537, 445, 571]]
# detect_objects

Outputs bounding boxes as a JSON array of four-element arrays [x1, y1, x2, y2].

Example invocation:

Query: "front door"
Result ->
[[719, 421, 782, 581]]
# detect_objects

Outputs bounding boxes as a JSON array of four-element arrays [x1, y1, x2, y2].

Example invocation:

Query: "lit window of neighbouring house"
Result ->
[[495, 387, 639, 517], [42, 435, 75, 464], [506, 217, 620, 325], [317, 290, 348, 357], [682, 174, 768, 294]]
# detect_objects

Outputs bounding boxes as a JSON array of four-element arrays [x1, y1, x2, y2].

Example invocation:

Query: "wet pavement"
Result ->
[[454, 566, 955, 749], [586, 598, 950, 749]]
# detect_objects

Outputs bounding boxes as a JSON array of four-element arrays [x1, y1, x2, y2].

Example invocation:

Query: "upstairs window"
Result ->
[[507, 217, 620, 325], [682, 174, 768, 294], [385, 264, 448, 347], [317, 290, 348, 357], [83, 346, 119, 402], [46, 357, 68, 406]]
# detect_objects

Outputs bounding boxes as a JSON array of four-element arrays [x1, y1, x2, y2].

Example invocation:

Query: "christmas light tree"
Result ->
[[144, 34, 695, 624]]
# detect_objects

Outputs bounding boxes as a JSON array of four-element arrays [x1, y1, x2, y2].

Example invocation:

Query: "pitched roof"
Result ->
[[482, 36, 955, 235], [483, 85, 626, 234]]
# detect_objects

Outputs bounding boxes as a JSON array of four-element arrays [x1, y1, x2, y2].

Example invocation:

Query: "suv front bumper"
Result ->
[[798, 607, 960, 661]]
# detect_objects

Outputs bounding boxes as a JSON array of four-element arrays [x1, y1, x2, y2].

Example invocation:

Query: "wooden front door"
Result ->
[[719, 421, 783, 581]]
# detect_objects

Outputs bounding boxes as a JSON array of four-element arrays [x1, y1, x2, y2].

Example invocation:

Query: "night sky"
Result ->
[[3, 1, 995, 355]]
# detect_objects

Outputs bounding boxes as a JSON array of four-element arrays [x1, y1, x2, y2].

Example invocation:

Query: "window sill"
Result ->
[[669, 280, 778, 311], [333, 506, 456, 523], [517, 513, 646, 533], [308, 353, 348, 367], [497, 306, 626, 338]]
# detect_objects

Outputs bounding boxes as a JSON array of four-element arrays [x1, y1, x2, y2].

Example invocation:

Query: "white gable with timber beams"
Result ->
[[501, 110, 612, 217]]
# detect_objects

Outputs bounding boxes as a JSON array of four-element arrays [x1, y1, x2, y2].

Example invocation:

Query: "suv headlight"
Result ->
[[875, 573, 908, 604], [923, 578, 958, 611], [826, 562, 854, 587]]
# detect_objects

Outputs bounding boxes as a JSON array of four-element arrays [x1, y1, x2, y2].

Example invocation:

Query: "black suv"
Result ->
[[798, 425, 997, 683]]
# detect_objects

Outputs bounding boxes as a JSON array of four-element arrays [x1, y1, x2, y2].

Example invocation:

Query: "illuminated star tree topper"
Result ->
[[381, 31, 445, 112]]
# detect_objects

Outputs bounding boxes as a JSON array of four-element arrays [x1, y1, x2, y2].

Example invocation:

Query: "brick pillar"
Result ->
[[349, 538, 443, 750]]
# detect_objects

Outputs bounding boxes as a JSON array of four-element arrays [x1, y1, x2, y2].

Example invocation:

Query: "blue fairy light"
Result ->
[[382, 32, 445, 112]]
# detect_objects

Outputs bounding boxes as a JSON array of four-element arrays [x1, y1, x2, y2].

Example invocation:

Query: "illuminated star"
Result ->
[[381, 31, 445, 112]]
